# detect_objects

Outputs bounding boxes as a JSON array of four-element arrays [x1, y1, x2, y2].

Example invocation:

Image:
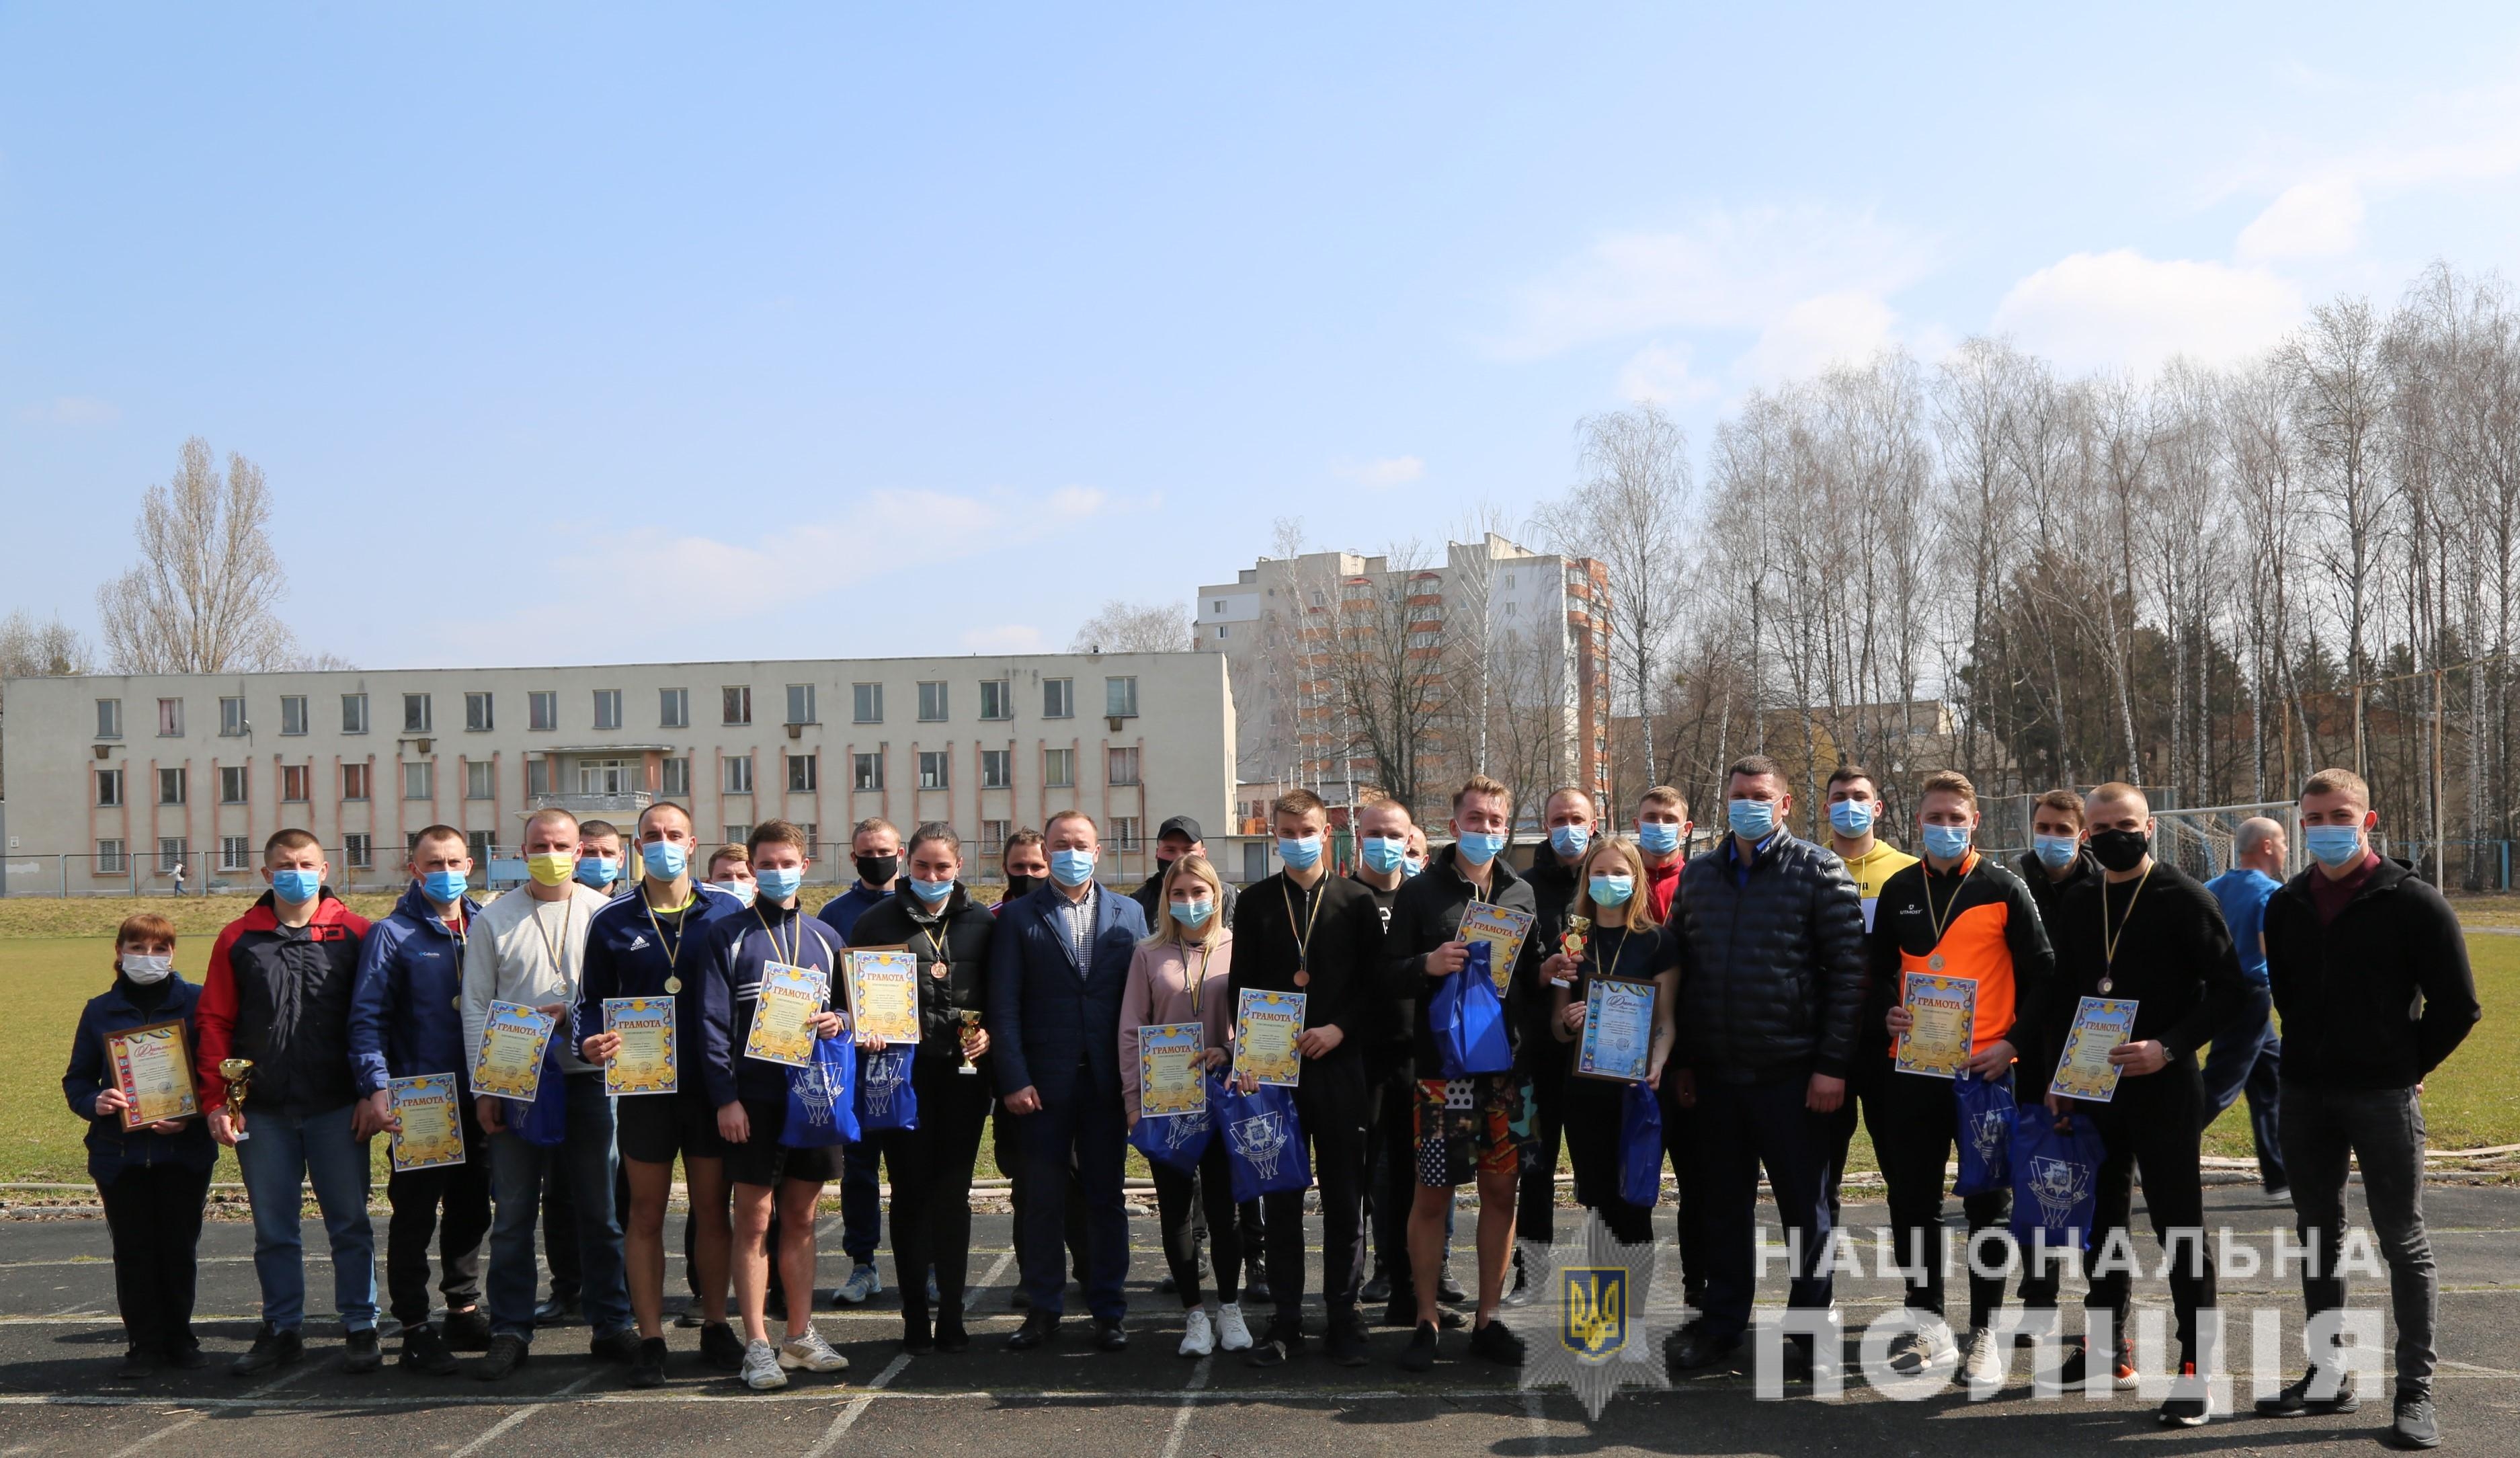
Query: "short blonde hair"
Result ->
[[2302, 766, 2371, 809], [1919, 770, 1978, 810]]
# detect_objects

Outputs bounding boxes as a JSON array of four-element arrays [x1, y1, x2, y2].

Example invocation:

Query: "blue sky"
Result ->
[[8, 4, 2520, 668]]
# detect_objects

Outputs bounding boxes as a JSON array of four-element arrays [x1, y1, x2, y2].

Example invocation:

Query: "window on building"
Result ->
[[1105, 676, 1138, 719], [1043, 678, 1073, 719], [159, 838, 186, 873], [462, 691, 491, 732], [220, 836, 252, 872], [1106, 747, 1141, 785], [95, 698, 122, 739], [981, 819, 1010, 856], [1217, 623, 1229, 639], [1110, 815, 1142, 852], [918, 751, 948, 788], [97, 839, 126, 875], [852, 683, 882, 723], [661, 756, 690, 797], [723, 756, 754, 795], [345, 833, 373, 869], [593, 689, 622, 730], [468, 829, 495, 864], [526, 758, 550, 797], [95, 768, 122, 807], [659, 687, 689, 729], [786, 684, 817, 725], [529, 691, 558, 731], [403, 761, 434, 800], [280, 695, 308, 736], [1044, 747, 1074, 788], [220, 765, 248, 803], [466, 760, 496, 800], [917, 681, 947, 721], [281, 764, 311, 802], [852, 753, 883, 791], [723, 824, 751, 846], [403, 694, 432, 734], [788, 753, 817, 793], [978, 680, 1011, 721], [157, 767, 186, 805], [343, 763, 370, 800], [342, 693, 368, 734], [723, 686, 751, 725], [158, 698, 184, 737], [980, 749, 1011, 788]]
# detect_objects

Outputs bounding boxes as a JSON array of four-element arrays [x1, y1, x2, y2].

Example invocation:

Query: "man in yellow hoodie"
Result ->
[[1820, 764, 1916, 1223]]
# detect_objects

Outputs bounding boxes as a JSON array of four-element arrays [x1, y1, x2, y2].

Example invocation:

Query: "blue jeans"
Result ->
[[840, 1138, 883, 1265], [233, 1102, 376, 1333], [2200, 985, 2287, 1191], [486, 1074, 632, 1342], [1691, 1072, 1834, 1340], [1016, 1081, 1131, 1321]]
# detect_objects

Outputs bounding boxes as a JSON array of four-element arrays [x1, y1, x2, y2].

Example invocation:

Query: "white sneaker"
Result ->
[[836, 1263, 883, 1305], [742, 1338, 788, 1391], [1214, 1302, 1254, 1352], [1963, 1326, 2004, 1387], [1178, 1308, 1216, 1358], [778, 1325, 851, 1373], [1892, 1317, 1958, 1373]]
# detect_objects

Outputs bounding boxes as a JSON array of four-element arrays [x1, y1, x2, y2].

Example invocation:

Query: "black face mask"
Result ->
[[1004, 873, 1044, 899], [856, 854, 899, 887], [2088, 828, 2150, 873]]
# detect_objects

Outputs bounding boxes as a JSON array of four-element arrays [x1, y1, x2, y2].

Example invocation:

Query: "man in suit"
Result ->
[[986, 809, 1149, 1352]]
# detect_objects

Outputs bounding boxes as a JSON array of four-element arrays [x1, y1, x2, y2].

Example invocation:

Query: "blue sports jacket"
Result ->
[[348, 881, 484, 1094]]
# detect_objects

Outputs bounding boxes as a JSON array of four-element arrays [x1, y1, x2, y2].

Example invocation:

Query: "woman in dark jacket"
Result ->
[[847, 821, 997, 1354], [63, 912, 219, 1378]]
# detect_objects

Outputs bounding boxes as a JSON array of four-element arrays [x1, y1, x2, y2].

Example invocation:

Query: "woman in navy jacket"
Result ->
[[62, 912, 218, 1377]]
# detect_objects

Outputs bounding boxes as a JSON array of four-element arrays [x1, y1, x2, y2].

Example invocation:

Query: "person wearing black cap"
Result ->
[[1133, 816, 1239, 929]]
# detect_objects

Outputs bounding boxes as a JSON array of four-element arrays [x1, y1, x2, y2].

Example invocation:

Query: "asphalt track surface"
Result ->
[[1, 1182, 2514, 1456]]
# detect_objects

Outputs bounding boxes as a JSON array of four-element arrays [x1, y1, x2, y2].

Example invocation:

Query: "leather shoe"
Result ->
[[1092, 1318, 1129, 1352], [532, 1293, 579, 1326], [1007, 1311, 1059, 1351], [1666, 1323, 1741, 1371]]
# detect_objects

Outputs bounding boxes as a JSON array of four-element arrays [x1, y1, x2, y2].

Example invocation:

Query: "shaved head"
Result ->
[[2086, 781, 2148, 821], [2235, 817, 2284, 858]]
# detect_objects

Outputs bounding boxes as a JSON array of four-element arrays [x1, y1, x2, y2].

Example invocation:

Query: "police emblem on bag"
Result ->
[[1226, 1109, 1288, 1180], [1969, 1106, 2009, 1168], [2027, 1153, 2091, 1227], [790, 1059, 836, 1131], [1164, 1106, 1212, 1153], [860, 1046, 907, 1117], [1559, 1267, 1627, 1361]]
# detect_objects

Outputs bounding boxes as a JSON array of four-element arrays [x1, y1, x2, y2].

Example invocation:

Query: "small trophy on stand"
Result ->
[[218, 1058, 257, 1142], [1553, 916, 1590, 987], [956, 1010, 984, 1076]]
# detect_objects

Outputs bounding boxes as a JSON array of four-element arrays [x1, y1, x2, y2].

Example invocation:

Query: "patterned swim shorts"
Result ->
[[1412, 1074, 1527, 1188]]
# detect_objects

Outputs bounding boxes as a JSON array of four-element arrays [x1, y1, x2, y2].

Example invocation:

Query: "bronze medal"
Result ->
[[1293, 970, 1310, 988], [930, 964, 949, 979], [664, 976, 682, 995]]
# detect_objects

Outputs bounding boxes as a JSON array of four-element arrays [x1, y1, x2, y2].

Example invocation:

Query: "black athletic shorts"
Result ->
[[616, 1092, 728, 1166], [723, 1096, 838, 1188]]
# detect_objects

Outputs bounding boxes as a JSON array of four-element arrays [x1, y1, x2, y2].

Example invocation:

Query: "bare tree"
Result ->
[[1068, 599, 1192, 653], [97, 438, 299, 674]]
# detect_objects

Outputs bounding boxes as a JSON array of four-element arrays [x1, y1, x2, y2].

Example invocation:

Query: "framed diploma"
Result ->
[[845, 947, 923, 1046], [603, 997, 678, 1096], [1894, 972, 1978, 1079], [1459, 903, 1535, 994], [744, 960, 827, 1069], [1137, 1022, 1207, 1118], [1576, 977, 1656, 1083], [389, 1073, 466, 1172], [1233, 987, 1306, 1088], [473, 1001, 557, 1103], [2049, 996, 2138, 1104], [106, 1019, 196, 1129]]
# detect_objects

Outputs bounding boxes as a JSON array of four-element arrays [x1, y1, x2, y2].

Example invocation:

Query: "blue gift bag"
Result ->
[[782, 1034, 860, 1149], [1951, 1069, 2015, 1197], [1617, 1080, 1665, 1208], [853, 1043, 920, 1133], [1217, 1076, 1311, 1205], [2008, 1107, 2104, 1254], [1128, 1100, 1214, 1174], [515, 1035, 569, 1147], [1431, 941, 1512, 1078]]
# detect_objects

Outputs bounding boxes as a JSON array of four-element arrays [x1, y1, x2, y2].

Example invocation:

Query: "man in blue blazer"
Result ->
[[987, 809, 1148, 1351]]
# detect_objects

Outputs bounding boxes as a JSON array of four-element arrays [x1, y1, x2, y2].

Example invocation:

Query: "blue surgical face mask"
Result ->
[[1361, 836, 1407, 873], [1051, 848, 1096, 887], [1727, 798, 1777, 840], [1172, 897, 1215, 929], [709, 877, 757, 907], [1587, 874, 1635, 907], [421, 868, 469, 903], [1402, 855, 1425, 877], [270, 867, 322, 904], [754, 866, 803, 901], [909, 875, 954, 905], [1455, 830, 1505, 866], [641, 841, 689, 881], [1277, 834, 1322, 870], [575, 855, 620, 889], [1922, 824, 1974, 862], [2304, 824, 2365, 868], [1637, 821, 1680, 856], [2033, 834, 2079, 870], [1550, 824, 1590, 859], [1828, 799, 1874, 836]]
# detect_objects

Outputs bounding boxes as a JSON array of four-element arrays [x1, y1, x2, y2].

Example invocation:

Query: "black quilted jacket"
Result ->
[[1672, 833, 1869, 1080]]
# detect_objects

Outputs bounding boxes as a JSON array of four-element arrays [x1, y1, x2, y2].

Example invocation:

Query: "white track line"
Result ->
[[801, 1351, 913, 1457], [1155, 1355, 1213, 1458], [448, 1367, 604, 1457], [104, 1361, 308, 1458]]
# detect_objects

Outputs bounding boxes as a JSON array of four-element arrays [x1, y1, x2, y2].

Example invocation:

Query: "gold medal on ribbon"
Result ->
[[664, 976, 682, 995]]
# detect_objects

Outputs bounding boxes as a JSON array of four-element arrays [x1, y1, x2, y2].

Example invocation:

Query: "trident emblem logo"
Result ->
[[1163, 1107, 1212, 1153], [1227, 1110, 1288, 1180], [790, 1059, 837, 1129], [2027, 1153, 2092, 1227], [860, 1047, 907, 1117], [1969, 1106, 2009, 1168], [1559, 1267, 1627, 1360]]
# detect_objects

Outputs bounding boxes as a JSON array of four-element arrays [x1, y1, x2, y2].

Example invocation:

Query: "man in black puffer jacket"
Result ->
[[1666, 755, 1867, 1374]]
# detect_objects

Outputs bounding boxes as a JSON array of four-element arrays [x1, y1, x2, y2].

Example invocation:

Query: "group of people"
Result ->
[[61, 762, 2478, 1445]]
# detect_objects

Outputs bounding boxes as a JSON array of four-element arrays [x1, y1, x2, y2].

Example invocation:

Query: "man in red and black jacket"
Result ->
[[195, 829, 378, 1379]]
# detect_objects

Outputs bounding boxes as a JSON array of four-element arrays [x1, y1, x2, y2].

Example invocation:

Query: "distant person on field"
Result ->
[[2199, 816, 2291, 1199]]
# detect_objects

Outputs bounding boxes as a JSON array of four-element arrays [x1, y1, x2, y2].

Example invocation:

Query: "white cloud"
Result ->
[[1615, 341, 1715, 404], [16, 395, 118, 426], [2236, 178, 2365, 261], [1734, 292, 1903, 382], [1990, 250, 2305, 376], [1331, 455, 1425, 488], [961, 624, 1044, 653]]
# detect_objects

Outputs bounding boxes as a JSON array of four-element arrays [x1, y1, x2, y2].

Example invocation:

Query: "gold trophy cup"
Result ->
[[1555, 916, 1590, 986], [218, 1058, 257, 1142], [957, 1010, 983, 1076]]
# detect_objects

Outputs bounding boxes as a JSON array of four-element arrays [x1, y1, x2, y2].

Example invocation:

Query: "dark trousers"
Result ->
[[542, 1156, 580, 1303], [1660, 1074, 1709, 1303], [1365, 1054, 1418, 1290], [2201, 987, 2287, 1192], [1693, 1071, 1834, 1340], [100, 1162, 212, 1356], [1818, 1086, 1861, 1227], [2282, 1084, 2436, 1396], [878, 1059, 993, 1324], [1562, 1076, 1654, 1245], [840, 1137, 883, 1266], [2085, 1065, 2215, 1363], [1516, 1043, 1570, 1246], [384, 1095, 493, 1328], [1016, 1078, 1131, 1320], [1153, 1137, 1242, 1307], [996, 1102, 1090, 1281], [1869, 1068, 2007, 1328], [1263, 1055, 1369, 1322]]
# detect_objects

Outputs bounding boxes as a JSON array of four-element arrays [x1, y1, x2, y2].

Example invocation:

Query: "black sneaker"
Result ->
[[2049, 1336, 2138, 1390], [588, 1328, 642, 1365], [2393, 1391, 2440, 1449], [472, 1333, 530, 1381], [934, 1315, 970, 1354], [1438, 1272, 1469, 1303], [2158, 1361, 2209, 1427], [1397, 1321, 1439, 1373], [442, 1306, 492, 1352], [673, 1307, 706, 1330], [700, 1320, 747, 1371], [1467, 1320, 1525, 1366], [114, 1348, 157, 1381], [1325, 1311, 1370, 1368], [342, 1328, 382, 1375], [1244, 1270, 1274, 1306], [628, 1336, 667, 1389], [232, 1324, 302, 1377], [1360, 1272, 1392, 1304], [399, 1323, 458, 1375], [2256, 1367, 2360, 1416], [1666, 1322, 1740, 1371], [1247, 1322, 1301, 1368], [163, 1344, 209, 1371]]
